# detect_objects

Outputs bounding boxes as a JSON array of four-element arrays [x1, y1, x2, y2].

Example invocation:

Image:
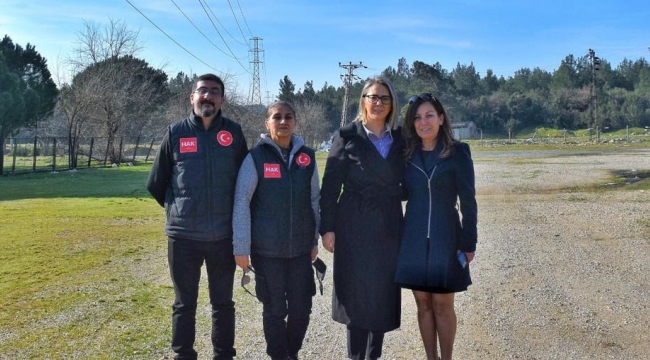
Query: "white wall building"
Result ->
[[452, 121, 479, 139]]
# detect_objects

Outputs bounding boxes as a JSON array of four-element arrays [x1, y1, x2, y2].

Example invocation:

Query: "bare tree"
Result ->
[[48, 19, 153, 165], [227, 103, 266, 146], [68, 19, 143, 71], [58, 80, 97, 168], [294, 99, 329, 147], [83, 56, 168, 162], [157, 72, 197, 134], [225, 99, 330, 148]]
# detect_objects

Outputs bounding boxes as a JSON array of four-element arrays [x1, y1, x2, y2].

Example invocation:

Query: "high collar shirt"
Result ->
[[363, 124, 393, 159]]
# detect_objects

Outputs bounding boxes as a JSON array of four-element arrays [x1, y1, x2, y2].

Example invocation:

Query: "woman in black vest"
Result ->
[[233, 101, 320, 360], [396, 93, 477, 360], [320, 76, 405, 360]]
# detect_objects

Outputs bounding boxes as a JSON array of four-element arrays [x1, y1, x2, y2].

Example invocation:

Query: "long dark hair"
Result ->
[[403, 93, 456, 159]]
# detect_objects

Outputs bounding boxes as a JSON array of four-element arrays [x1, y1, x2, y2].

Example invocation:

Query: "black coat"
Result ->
[[319, 121, 405, 331], [395, 142, 477, 291]]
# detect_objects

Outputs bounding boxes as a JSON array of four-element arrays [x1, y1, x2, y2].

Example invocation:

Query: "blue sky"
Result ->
[[1, 0, 649, 102]]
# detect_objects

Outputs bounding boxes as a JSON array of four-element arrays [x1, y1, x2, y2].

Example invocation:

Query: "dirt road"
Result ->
[[450, 148, 650, 359]]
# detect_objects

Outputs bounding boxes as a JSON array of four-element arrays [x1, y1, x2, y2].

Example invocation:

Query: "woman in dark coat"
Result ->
[[395, 93, 477, 360], [320, 76, 405, 360]]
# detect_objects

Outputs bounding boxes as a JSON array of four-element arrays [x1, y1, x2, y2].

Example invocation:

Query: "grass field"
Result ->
[[0, 166, 173, 358]]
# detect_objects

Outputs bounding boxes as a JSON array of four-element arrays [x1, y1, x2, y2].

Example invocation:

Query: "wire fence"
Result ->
[[2, 136, 159, 175], [3, 127, 649, 175]]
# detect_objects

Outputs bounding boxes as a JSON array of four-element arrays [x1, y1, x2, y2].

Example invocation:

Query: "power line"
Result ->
[[197, 0, 250, 74], [234, 0, 254, 37], [225, 0, 250, 46], [171, 0, 244, 60], [262, 44, 268, 103], [339, 61, 366, 127], [200, 0, 247, 46], [125, 0, 221, 73]]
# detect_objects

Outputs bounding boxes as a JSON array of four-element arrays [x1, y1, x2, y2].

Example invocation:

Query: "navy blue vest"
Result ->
[[249, 143, 316, 258], [165, 115, 246, 241]]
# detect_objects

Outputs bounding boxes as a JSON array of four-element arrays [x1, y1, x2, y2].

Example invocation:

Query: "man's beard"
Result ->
[[200, 102, 215, 117], [201, 108, 215, 117]]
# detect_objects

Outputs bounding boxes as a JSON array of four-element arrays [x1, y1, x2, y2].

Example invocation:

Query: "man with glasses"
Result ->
[[147, 73, 248, 360]]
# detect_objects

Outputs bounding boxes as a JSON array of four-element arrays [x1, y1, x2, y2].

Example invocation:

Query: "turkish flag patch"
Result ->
[[295, 152, 311, 167], [180, 137, 198, 153], [263, 163, 281, 178], [217, 130, 233, 146]]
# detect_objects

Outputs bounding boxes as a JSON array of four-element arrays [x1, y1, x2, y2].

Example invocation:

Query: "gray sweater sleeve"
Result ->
[[232, 154, 258, 256], [311, 164, 321, 246]]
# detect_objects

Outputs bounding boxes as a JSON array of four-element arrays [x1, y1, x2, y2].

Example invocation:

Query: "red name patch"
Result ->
[[180, 137, 198, 153], [263, 163, 281, 178]]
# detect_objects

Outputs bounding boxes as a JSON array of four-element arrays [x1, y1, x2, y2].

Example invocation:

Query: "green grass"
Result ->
[[467, 126, 650, 151], [0, 165, 171, 358], [553, 168, 650, 194], [315, 151, 327, 185], [510, 126, 650, 140], [0, 166, 151, 200]]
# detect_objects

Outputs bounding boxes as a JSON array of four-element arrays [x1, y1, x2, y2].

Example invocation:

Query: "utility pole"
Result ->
[[249, 37, 263, 105], [588, 48, 601, 141], [339, 61, 367, 127]]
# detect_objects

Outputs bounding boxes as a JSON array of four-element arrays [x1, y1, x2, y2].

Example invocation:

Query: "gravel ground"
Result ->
[[169, 148, 650, 360]]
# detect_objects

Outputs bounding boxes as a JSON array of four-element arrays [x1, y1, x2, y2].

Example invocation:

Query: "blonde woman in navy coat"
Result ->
[[320, 76, 405, 360], [395, 93, 477, 360]]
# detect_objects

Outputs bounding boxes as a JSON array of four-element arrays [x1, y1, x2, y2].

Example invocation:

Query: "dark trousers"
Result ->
[[251, 254, 315, 360], [347, 326, 384, 360], [168, 237, 236, 360]]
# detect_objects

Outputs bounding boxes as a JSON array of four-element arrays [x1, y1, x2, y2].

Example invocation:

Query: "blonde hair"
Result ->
[[354, 76, 399, 129]]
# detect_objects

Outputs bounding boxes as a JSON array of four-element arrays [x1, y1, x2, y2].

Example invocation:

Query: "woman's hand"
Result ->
[[322, 232, 336, 253], [311, 245, 319, 261], [234, 255, 250, 270]]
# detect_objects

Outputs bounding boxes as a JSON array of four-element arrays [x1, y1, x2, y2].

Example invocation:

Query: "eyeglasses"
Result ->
[[312, 258, 327, 296], [240, 266, 262, 298], [363, 94, 392, 105], [408, 93, 438, 105], [194, 87, 222, 96]]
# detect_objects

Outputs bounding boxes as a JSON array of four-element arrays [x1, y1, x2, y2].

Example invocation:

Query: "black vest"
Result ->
[[165, 114, 246, 241], [249, 143, 316, 258]]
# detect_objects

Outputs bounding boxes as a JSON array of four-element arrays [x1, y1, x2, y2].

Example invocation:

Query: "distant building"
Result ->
[[452, 121, 479, 139]]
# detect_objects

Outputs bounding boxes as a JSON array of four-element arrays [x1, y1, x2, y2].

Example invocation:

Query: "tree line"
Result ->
[[280, 55, 650, 136], [2, 19, 650, 174]]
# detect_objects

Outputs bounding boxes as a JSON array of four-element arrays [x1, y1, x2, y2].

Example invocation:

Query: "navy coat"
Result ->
[[320, 121, 405, 331], [395, 141, 477, 291]]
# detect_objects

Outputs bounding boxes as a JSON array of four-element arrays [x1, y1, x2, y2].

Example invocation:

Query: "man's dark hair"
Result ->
[[194, 73, 225, 96]]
